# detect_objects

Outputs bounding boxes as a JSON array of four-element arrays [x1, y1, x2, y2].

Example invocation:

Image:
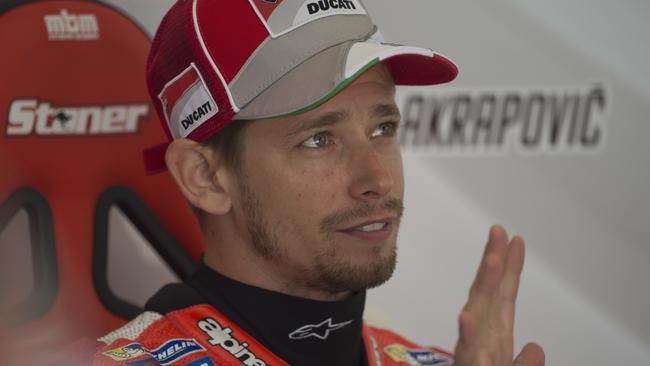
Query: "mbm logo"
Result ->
[[43, 9, 99, 41]]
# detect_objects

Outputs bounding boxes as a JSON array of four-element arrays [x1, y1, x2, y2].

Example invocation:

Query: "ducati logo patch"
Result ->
[[158, 63, 218, 138]]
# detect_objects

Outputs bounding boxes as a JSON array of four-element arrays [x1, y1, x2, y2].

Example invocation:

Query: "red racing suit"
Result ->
[[91, 303, 453, 366]]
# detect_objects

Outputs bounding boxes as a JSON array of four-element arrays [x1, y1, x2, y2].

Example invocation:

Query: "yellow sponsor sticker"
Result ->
[[102, 342, 148, 361]]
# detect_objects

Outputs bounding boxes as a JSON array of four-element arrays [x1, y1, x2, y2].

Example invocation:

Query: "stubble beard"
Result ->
[[238, 175, 403, 295]]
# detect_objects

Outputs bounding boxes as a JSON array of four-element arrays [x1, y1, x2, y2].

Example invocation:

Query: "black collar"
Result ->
[[165, 262, 368, 366]]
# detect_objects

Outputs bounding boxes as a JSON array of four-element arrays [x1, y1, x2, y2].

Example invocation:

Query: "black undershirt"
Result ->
[[145, 262, 369, 366]]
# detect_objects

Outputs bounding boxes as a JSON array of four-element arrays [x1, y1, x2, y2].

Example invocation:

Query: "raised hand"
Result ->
[[452, 225, 544, 366]]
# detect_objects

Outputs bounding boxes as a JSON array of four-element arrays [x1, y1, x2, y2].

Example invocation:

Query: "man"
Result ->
[[94, 1, 544, 365]]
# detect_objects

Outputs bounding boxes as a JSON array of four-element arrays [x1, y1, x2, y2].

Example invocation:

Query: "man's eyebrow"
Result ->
[[285, 110, 350, 139], [370, 103, 401, 120], [284, 103, 401, 139]]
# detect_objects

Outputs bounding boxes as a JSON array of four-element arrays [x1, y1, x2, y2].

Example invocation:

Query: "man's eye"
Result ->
[[301, 132, 332, 148], [371, 122, 398, 138]]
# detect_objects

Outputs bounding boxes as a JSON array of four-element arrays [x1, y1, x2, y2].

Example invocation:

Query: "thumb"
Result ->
[[514, 343, 545, 366]]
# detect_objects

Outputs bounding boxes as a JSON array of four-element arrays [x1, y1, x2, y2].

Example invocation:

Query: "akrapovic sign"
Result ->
[[397, 83, 608, 155]]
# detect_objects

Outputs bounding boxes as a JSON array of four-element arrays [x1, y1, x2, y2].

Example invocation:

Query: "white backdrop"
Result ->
[[103, 1, 650, 365]]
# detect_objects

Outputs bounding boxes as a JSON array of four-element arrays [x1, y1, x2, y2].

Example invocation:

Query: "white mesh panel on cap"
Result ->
[[97, 311, 163, 344]]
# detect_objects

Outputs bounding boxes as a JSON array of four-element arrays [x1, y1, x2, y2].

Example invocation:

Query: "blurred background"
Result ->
[[1, 1, 648, 365]]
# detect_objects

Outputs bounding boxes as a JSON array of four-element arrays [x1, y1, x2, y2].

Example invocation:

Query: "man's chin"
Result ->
[[309, 248, 397, 293]]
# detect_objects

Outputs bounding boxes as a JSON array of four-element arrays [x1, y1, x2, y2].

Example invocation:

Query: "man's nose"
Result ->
[[348, 144, 394, 201]]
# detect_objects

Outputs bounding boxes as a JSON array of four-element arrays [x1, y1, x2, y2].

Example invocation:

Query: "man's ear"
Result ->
[[165, 139, 232, 215]]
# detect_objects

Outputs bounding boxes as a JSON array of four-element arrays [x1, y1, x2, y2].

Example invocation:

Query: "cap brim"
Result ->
[[235, 41, 458, 120]]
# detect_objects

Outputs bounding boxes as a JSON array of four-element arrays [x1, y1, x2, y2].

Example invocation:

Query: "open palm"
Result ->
[[453, 225, 545, 366]]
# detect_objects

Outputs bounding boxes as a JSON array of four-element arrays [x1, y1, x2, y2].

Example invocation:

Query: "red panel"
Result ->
[[195, 0, 270, 82], [0, 1, 203, 364]]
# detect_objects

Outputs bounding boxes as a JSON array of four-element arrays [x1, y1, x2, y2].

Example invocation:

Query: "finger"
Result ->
[[469, 253, 503, 301], [467, 225, 508, 304], [514, 343, 545, 366], [457, 310, 477, 347], [482, 224, 509, 263], [500, 235, 526, 304], [453, 311, 478, 366]]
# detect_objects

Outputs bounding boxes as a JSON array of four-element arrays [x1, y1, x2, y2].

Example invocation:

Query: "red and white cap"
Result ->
[[145, 0, 458, 173]]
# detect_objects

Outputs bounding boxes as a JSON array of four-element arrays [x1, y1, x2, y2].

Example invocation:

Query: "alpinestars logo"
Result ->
[[289, 318, 353, 340], [198, 317, 267, 366], [44, 9, 99, 41]]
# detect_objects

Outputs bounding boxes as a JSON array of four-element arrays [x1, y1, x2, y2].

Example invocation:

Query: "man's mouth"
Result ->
[[338, 218, 394, 241], [356, 222, 387, 232]]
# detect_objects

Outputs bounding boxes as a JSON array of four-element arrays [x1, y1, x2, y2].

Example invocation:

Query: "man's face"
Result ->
[[230, 64, 404, 295]]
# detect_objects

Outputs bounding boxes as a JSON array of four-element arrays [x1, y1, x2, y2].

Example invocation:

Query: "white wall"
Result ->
[[103, 1, 650, 365]]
